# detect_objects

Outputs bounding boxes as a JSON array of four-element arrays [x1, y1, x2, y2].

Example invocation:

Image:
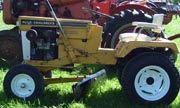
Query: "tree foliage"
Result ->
[[171, 0, 180, 3]]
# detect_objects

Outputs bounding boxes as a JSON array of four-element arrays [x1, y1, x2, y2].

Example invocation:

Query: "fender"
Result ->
[[115, 40, 179, 58]]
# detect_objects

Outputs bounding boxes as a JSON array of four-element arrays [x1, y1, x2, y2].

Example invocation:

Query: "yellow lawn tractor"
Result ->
[[3, 0, 180, 106]]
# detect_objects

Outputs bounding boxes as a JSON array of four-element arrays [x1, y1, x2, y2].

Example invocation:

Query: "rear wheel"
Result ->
[[0, 28, 22, 66], [103, 9, 158, 48], [120, 52, 180, 106], [3, 64, 44, 100]]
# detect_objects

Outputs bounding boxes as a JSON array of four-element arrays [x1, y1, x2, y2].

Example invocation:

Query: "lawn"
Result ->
[[0, 12, 180, 108]]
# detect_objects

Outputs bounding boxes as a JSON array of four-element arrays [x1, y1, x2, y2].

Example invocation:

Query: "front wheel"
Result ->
[[120, 52, 180, 106], [3, 64, 44, 100]]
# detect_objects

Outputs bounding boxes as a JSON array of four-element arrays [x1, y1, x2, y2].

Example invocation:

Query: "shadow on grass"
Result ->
[[84, 89, 171, 108], [39, 88, 74, 107], [0, 91, 8, 101], [0, 64, 10, 70], [84, 88, 130, 108], [38, 83, 175, 108], [0, 86, 175, 108], [74, 64, 118, 80], [0, 88, 74, 107]]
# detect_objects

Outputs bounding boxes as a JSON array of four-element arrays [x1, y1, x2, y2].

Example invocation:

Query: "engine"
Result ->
[[26, 27, 59, 61]]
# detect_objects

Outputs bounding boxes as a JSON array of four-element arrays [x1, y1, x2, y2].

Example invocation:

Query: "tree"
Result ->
[[171, 0, 180, 4]]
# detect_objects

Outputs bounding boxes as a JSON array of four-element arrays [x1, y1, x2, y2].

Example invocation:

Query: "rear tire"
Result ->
[[120, 52, 180, 106], [0, 28, 22, 66], [103, 9, 156, 48]]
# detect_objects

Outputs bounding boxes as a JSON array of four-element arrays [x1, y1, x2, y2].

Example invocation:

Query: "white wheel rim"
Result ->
[[11, 74, 35, 98], [134, 65, 170, 101]]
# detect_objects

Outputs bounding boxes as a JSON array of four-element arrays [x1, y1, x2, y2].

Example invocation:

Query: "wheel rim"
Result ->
[[11, 74, 35, 98], [134, 65, 170, 101]]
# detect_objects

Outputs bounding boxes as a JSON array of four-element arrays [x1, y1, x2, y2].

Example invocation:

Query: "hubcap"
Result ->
[[146, 77, 154, 85], [134, 66, 170, 101], [11, 74, 35, 98]]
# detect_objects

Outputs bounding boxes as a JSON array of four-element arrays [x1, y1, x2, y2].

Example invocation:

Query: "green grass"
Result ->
[[0, 13, 14, 30], [0, 13, 180, 108]]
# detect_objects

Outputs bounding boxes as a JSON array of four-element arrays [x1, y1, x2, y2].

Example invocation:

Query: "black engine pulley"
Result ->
[[26, 29, 38, 41]]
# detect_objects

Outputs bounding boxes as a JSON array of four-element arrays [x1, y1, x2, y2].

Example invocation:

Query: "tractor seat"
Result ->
[[119, 14, 164, 42], [132, 14, 164, 33]]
